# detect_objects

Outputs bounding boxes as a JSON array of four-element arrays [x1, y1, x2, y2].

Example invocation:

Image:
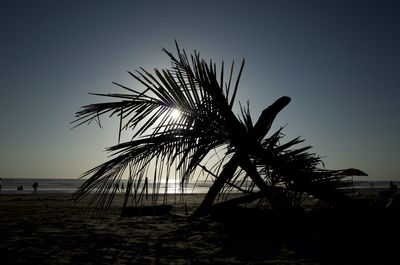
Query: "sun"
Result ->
[[170, 109, 181, 120]]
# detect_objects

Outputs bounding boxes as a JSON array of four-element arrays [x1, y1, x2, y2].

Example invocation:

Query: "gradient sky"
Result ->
[[1, 0, 399, 180]]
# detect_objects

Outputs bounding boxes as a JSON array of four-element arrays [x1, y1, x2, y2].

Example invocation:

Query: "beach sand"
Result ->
[[0, 190, 397, 264]]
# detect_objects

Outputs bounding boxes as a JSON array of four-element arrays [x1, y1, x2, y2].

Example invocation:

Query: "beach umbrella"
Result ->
[[338, 168, 368, 176], [337, 168, 368, 192]]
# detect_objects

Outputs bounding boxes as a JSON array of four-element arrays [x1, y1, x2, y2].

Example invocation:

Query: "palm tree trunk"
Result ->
[[193, 151, 291, 216], [239, 156, 292, 210], [193, 151, 241, 216], [193, 97, 292, 216]]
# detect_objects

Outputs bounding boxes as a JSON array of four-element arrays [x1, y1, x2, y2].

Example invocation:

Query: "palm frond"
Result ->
[[73, 43, 249, 215], [74, 42, 361, 216]]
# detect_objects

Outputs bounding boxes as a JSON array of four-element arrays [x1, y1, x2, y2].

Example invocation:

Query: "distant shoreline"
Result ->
[[0, 178, 397, 195]]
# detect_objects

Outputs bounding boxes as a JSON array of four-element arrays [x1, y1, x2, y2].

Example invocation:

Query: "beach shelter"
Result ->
[[338, 168, 368, 191], [339, 168, 368, 177]]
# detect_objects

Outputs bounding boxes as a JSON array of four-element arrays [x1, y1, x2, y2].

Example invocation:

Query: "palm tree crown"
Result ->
[[73, 43, 357, 217]]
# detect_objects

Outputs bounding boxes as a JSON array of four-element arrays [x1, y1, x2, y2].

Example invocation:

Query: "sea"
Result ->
[[0, 178, 398, 194], [0, 178, 212, 194]]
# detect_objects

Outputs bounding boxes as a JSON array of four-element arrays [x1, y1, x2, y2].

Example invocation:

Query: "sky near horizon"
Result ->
[[0, 0, 399, 180]]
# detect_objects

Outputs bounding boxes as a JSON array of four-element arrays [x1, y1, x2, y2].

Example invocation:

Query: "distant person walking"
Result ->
[[32, 181, 39, 193], [121, 182, 125, 192], [115, 182, 120, 193], [390, 181, 397, 194]]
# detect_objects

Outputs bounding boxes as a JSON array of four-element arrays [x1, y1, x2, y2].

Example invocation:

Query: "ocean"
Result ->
[[0, 178, 212, 194], [0, 178, 398, 194]]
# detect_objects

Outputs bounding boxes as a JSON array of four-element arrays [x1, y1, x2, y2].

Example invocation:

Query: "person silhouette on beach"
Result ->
[[121, 182, 124, 192], [390, 181, 397, 194], [115, 182, 120, 193], [32, 181, 39, 193]]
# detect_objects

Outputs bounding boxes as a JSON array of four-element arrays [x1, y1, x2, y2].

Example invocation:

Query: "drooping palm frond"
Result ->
[[201, 100, 355, 210], [74, 42, 361, 217], [244, 126, 355, 208], [73, 43, 250, 215]]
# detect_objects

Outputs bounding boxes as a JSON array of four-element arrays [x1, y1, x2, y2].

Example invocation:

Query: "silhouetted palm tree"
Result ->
[[73, 43, 354, 217]]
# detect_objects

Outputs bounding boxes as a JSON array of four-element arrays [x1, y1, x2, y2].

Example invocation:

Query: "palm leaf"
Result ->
[[73, 42, 360, 216], [73, 43, 247, 215]]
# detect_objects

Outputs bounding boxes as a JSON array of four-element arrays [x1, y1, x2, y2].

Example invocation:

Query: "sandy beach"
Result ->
[[0, 190, 398, 264]]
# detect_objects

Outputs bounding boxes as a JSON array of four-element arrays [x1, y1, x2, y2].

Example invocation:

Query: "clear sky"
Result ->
[[1, 0, 399, 180]]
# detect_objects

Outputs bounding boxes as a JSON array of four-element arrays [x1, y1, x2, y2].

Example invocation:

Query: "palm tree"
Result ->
[[72, 43, 355, 217]]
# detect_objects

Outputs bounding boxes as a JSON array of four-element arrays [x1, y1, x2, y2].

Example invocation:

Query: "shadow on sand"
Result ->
[[210, 196, 400, 265]]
